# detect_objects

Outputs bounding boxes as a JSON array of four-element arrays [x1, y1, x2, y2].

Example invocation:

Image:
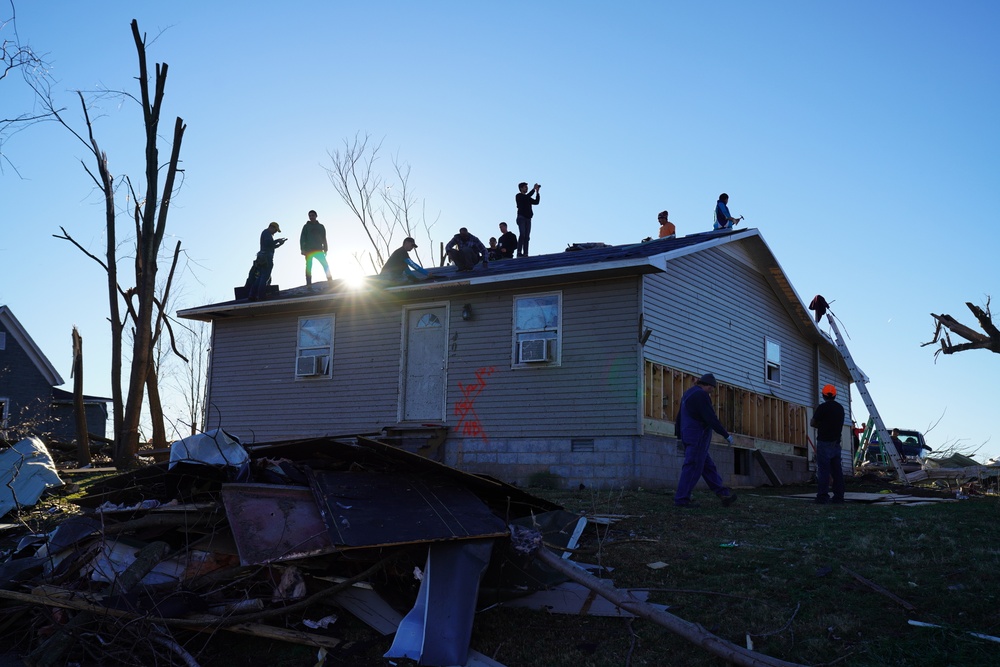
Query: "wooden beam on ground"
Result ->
[[513, 527, 806, 667], [753, 449, 783, 487], [841, 566, 916, 612]]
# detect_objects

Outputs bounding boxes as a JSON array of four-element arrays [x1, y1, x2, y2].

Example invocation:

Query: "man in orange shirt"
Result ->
[[658, 211, 676, 238]]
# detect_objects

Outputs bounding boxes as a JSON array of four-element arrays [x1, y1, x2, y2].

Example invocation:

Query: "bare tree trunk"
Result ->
[[116, 22, 186, 468], [144, 361, 167, 451], [71, 328, 91, 467]]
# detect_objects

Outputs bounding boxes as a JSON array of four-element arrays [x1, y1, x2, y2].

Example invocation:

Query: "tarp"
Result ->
[[168, 428, 248, 471], [0, 437, 63, 519]]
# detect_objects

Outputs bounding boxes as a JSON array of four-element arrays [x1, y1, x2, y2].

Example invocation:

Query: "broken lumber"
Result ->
[[841, 566, 915, 612], [511, 526, 805, 667]]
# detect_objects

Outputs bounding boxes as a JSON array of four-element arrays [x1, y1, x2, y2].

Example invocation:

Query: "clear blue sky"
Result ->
[[2, 2, 997, 458]]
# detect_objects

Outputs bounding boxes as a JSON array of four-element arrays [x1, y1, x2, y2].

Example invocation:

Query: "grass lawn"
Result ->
[[458, 479, 1000, 667]]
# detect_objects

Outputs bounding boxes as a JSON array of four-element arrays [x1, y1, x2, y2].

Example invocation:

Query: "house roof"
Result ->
[[177, 227, 838, 357], [51, 388, 113, 405], [0, 305, 64, 386]]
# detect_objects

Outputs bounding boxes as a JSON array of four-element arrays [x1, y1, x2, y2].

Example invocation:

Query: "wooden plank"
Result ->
[[753, 449, 783, 487]]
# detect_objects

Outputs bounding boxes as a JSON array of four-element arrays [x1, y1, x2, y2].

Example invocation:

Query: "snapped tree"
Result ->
[[923, 297, 1000, 358], [27, 20, 188, 467]]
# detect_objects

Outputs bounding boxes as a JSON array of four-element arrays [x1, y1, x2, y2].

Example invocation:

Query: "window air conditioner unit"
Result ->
[[519, 339, 549, 363], [296, 355, 320, 377]]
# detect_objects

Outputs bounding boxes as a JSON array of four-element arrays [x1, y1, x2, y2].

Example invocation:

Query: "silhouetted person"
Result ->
[[515, 182, 540, 257]]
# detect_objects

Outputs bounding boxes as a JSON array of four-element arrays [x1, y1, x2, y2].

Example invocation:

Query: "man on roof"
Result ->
[[446, 227, 489, 272], [714, 193, 743, 230]]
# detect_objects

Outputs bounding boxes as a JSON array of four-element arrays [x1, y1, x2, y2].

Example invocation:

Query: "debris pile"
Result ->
[[0, 432, 591, 666]]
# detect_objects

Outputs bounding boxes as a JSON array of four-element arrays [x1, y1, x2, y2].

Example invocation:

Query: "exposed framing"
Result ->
[[643, 360, 808, 447]]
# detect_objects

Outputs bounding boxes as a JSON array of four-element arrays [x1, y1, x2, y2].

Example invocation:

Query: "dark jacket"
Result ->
[[380, 245, 410, 277], [516, 191, 539, 219], [811, 398, 845, 443], [497, 231, 518, 258], [258, 228, 280, 259], [675, 385, 729, 446], [300, 221, 328, 254]]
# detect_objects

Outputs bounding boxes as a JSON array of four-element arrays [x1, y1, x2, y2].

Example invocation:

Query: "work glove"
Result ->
[[726, 435, 734, 445]]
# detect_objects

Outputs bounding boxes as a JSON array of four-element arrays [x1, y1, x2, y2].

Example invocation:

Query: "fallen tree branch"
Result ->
[[924, 298, 1000, 356]]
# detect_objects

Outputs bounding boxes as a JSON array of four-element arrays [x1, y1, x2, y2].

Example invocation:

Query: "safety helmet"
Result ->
[[821, 384, 837, 398]]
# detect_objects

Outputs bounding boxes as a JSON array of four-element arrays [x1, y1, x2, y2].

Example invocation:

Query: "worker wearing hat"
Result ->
[[673, 373, 738, 508], [811, 384, 846, 504], [379, 237, 428, 283], [248, 221, 287, 301]]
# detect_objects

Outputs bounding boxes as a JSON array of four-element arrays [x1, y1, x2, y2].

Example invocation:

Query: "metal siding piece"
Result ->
[[308, 471, 507, 548], [384, 539, 494, 666], [221, 484, 337, 565]]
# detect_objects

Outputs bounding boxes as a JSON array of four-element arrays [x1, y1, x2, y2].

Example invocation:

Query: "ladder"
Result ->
[[823, 313, 908, 479]]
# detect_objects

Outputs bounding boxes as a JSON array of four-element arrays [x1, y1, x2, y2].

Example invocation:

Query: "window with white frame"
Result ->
[[295, 316, 334, 378], [513, 292, 561, 365], [765, 337, 781, 384]]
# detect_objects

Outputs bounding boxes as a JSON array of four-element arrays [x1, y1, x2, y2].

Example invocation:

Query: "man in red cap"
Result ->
[[811, 384, 846, 504]]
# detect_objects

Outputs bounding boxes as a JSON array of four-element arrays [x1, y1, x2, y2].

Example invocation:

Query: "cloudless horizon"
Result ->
[[2, 2, 997, 459]]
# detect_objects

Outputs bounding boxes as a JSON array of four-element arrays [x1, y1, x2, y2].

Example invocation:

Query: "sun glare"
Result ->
[[342, 270, 368, 290]]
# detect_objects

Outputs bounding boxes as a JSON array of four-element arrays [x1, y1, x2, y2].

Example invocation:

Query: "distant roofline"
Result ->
[[0, 305, 64, 386]]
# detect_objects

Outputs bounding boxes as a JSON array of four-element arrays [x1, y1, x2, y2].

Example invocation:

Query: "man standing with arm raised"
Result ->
[[515, 181, 540, 257]]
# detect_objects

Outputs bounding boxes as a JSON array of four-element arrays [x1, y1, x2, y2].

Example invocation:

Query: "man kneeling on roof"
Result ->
[[379, 237, 429, 284], [446, 227, 489, 272]]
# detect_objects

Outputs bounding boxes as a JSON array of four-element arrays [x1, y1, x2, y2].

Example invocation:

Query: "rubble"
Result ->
[[0, 432, 598, 666]]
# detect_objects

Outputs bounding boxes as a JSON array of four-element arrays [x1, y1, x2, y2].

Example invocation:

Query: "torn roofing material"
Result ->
[[0, 437, 64, 519]]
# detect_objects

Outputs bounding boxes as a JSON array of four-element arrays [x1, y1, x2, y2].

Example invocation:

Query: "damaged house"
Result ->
[[0, 305, 109, 446], [178, 228, 853, 489]]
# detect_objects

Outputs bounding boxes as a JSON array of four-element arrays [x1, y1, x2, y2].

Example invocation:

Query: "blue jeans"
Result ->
[[815, 440, 844, 502], [674, 430, 730, 505], [516, 216, 531, 257], [249, 257, 273, 300]]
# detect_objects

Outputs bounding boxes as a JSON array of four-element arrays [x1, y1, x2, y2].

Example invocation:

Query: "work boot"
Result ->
[[721, 492, 738, 507]]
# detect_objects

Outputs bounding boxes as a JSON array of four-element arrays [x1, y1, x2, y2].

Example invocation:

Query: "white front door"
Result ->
[[401, 306, 448, 421]]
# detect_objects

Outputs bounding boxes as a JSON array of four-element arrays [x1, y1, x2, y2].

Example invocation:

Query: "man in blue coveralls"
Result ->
[[673, 373, 738, 508]]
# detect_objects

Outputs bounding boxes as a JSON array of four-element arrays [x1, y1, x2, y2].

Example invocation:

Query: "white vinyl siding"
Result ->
[[203, 279, 643, 442], [642, 244, 816, 405]]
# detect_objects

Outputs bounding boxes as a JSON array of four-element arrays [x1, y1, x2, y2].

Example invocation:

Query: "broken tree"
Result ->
[[924, 298, 1000, 357]]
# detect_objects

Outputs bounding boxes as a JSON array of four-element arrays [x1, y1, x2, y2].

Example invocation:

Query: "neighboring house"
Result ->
[[0, 306, 109, 445], [178, 228, 854, 489]]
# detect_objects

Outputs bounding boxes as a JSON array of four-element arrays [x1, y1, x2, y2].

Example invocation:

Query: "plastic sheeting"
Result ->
[[168, 428, 248, 471], [0, 437, 63, 519]]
